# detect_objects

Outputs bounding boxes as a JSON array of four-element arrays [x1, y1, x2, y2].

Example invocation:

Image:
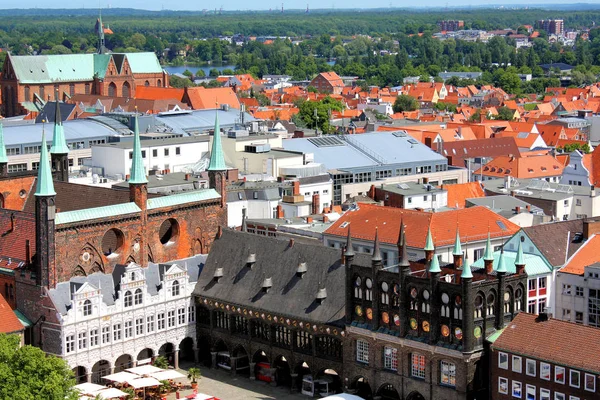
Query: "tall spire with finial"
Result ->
[[208, 107, 226, 172], [483, 231, 494, 261], [372, 228, 382, 262], [428, 249, 441, 274], [461, 247, 473, 279], [129, 113, 147, 184], [35, 130, 56, 197], [344, 225, 355, 257], [496, 246, 507, 274], [514, 239, 525, 266], [452, 226, 462, 256], [424, 224, 434, 251], [50, 102, 69, 155]]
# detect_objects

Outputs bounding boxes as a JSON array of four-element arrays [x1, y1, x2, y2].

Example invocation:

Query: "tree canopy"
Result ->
[[393, 95, 419, 113], [0, 334, 77, 400]]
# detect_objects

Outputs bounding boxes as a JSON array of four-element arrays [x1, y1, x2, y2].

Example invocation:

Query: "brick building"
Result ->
[[535, 19, 565, 36], [0, 111, 228, 377], [490, 312, 599, 400], [438, 20, 465, 32], [309, 72, 345, 95], [1, 52, 168, 117]]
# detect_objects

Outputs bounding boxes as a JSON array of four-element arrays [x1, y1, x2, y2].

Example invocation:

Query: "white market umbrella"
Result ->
[[321, 395, 364, 400], [102, 371, 139, 383], [126, 365, 164, 376], [88, 387, 129, 399], [127, 377, 162, 389], [74, 382, 106, 394], [150, 369, 186, 381]]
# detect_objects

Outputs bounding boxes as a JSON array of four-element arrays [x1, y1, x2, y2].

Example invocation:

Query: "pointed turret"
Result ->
[[35, 131, 56, 197], [0, 121, 8, 177], [399, 228, 410, 269], [452, 226, 464, 268], [344, 225, 355, 258], [50, 102, 69, 182], [496, 246, 507, 274], [129, 114, 147, 185], [428, 250, 441, 274], [241, 208, 248, 232], [424, 222, 434, 262], [483, 231, 494, 274], [96, 10, 106, 54], [208, 109, 227, 207], [461, 251, 473, 279], [372, 228, 382, 263], [514, 239, 526, 275]]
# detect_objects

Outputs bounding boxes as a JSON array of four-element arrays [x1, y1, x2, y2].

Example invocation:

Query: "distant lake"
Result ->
[[163, 60, 335, 76], [163, 65, 236, 76]]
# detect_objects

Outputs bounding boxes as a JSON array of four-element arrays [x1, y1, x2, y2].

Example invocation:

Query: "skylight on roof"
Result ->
[[496, 220, 507, 231], [308, 137, 344, 148]]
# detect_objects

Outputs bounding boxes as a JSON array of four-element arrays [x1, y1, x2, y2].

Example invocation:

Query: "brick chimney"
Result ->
[[292, 181, 300, 196], [485, 259, 494, 275], [276, 204, 284, 219], [312, 193, 320, 215]]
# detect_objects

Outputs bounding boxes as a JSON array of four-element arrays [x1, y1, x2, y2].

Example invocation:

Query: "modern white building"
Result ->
[[46, 257, 203, 384], [91, 137, 210, 178]]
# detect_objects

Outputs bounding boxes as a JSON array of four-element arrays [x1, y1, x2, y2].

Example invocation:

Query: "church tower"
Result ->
[[35, 130, 57, 288], [50, 102, 70, 182], [208, 110, 227, 207], [129, 114, 148, 266], [96, 11, 106, 54]]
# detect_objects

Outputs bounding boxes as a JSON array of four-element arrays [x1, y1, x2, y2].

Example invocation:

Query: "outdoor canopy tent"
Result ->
[[88, 387, 129, 399], [150, 370, 186, 381], [102, 371, 139, 383], [127, 377, 162, 389], [74, 382, 106, 394], [126, 365, 164, 376]]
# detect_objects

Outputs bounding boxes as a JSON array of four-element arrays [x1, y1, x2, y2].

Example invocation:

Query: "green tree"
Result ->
[[498, 71, 522, 94], [195, 69, 206, 78], [298, 97, 344, 134], [393, 95, 419, 113], [495, 107, 515, 121], [0, 334, 77, 400]]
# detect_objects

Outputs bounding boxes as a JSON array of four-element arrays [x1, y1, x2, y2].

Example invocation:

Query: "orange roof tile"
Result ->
[[0, 294, 23, 334], [324, 203, 519, 248], [475, 154, 564, 178], [183, 87, 240, 110], [561, 234, 600, 275], [134, 86, 185, 101], [443, 182, 485, 209]]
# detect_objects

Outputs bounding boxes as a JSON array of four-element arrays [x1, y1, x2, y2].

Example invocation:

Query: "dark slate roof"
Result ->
[[193, 229, 347, 327], [298, 175, 331, 185], [35, 102, 74, 124], [522, 219, 586, 267]]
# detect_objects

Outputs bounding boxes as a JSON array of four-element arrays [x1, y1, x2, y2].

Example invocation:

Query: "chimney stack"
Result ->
[[292, 181, 300, 196]]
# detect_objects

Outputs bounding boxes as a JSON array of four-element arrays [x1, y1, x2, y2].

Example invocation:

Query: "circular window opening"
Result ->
[[159, 218, 179, 245], [102, 228, 124, 256]]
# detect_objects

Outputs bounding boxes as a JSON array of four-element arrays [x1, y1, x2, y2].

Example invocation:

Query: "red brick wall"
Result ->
[[0, 273, 16, 309]]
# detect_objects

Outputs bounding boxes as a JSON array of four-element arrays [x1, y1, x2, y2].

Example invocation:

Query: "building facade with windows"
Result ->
[[46, 259, 200, 383], [490, 313, 598, 400]]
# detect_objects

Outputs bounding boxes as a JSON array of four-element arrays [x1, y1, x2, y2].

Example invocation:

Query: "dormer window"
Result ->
[[172, 280, 180, 296], [83, 300, 92, 316], [131, 272, 135, 281], [134, 289, 143, 305], [124, 291, 132, 307]]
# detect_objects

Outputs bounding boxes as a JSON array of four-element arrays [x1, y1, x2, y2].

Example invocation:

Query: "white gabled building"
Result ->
[[47, 257, 204, 383]]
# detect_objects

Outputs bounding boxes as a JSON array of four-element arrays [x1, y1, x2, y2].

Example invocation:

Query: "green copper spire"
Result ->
[[424, 223, 434, 251], [428, 251, 441, 274], [496, 247, 508, 274], [483, 232, 494, 261], [35, 130, 56, 197], [129, 114, 147, 184], [461, 251, 473, 279], [0, 121, 8, 163], [50, 102, 69, 155], [452, 226, 462, 256], [515, 239, 525, 266], [208, 110, 227, 171]]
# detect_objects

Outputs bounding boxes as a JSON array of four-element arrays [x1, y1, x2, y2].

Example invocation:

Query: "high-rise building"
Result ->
[[438, 20, 465, 32], [535, 19, 564, 36]]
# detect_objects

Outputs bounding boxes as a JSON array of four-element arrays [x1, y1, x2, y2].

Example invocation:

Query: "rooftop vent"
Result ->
[[316, 287, 327, 304], [296, 262, 307, 277], [246, 253, 257, 266], [213, 267, 224, 282], [262, 277, 273, 292]]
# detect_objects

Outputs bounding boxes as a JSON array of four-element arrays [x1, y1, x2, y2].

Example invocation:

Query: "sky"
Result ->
[[1, 0, 598, 11]]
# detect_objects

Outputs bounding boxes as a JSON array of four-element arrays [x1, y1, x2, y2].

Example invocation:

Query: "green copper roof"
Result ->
[[93, 54, 111, 78], [471, 250, 552, 276], [461, 254, 473, 279], [147, 189, 221, 210], [129, 115, 148, 184], [424, 224, 434, 251], [0, 122, 8, 163], [483, 232, 494, 261], [35, 131, 56, 197], [514, 240, 525, 266], [487, 328, 504, 344], [452, 227, 462, 256], [208, 111, 227, 171], [428, 253, 441, 273], [496, 249, 508, 273], [55, 202, 141, 225], [122, 53, 164, 74], [50, 102, 69, 154]]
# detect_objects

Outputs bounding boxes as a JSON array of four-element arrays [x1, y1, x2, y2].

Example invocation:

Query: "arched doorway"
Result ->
[[115, 354, 133, 372], [91, 360, 111, 384], [122, 81, 131, 98], [273, 355, 292, 388], [197, 335, 212, 367], [406, 391, 426, 400], [179, 337, 195, 364], [231, 345, 250, 377], [158, 343, 175, 366], [137, 348, 154, 364], [296, 360, 313, 394], [108, 82, 117, 97], [214, 340, 230, 371], [377, 383, 401, 400], [72, 366, 87, 383], [252, 350, 270, 382], [315, 368, 342, 396], [350, 376, 372, 400]]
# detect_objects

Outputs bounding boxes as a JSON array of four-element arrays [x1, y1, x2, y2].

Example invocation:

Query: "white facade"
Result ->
[[555, 264, 600, 327], [91, 139, 209, 178], [7, 148, 91, 174], [560, 150, 591, 187], [52, 262, 198, 383], [401, 190, 448, 210], [300, 178, 334, 212]]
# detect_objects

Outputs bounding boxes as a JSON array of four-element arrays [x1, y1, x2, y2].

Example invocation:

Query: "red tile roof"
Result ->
[[184, 87, 240, 110], [0, 293, 23, 334], [324, 203, 519, 248], [0, 210, 36, 265], [315, 72, 345, 88], [134, 86, 185, 101], [492, 313, 600, 373], [475, 154, 564, 179], [560, 234, 600, 275], [443, 182, 485, 209]]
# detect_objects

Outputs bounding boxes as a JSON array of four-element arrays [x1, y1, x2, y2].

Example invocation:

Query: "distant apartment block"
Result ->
[[536, 19, 564, 36], [438, 20, 464, 32]]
